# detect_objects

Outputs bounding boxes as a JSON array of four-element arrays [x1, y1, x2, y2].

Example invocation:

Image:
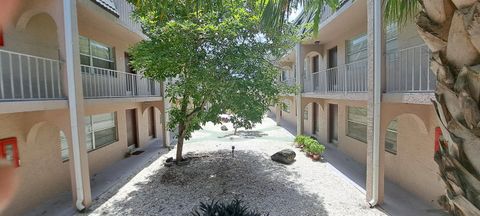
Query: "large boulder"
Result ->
[[221, 125, 228, 131], [271, 149, 296, 165]]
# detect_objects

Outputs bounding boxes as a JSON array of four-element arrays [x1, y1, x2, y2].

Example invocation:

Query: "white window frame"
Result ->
[[60, 131, 69, 161], [385, 119, 398, 154], [346, 34, 368, 63], [346, 106, 367, 143], [80, 36, 116, 71], [85, 112, 118, 151]]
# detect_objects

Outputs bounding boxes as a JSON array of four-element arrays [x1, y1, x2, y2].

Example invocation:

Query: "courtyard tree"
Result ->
[[127, 1, 295, 163]]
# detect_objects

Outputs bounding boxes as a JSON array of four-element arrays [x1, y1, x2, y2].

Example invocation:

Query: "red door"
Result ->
[[0, 138, 19, 167]]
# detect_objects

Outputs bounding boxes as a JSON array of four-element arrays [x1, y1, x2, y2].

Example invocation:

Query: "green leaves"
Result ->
[[129, 0, 295, 142]]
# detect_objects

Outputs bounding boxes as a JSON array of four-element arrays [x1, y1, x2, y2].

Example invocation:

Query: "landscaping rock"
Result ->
[[221, 125, 228, 131], [271, 149, 296, 165]]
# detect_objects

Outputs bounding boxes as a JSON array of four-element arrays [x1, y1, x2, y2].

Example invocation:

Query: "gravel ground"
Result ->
[[82, 117, 386, 216]]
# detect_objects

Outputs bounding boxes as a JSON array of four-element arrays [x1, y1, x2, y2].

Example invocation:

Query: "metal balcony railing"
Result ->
[[386, 44, 435, 93], [0, 49, 64, 101], [81, 65, 161, 99], [304, 59, 368, 93]]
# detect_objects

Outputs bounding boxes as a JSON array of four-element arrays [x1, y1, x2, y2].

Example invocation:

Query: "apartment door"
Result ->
[[327, 47, 338, 91], [125, 53, 137, 96], [126, 109, 138, 148], [329, 104, 338, 144], [148, 107, 156, 138], [312, 103, 318, 134]]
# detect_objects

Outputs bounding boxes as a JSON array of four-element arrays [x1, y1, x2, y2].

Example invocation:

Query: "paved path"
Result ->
[[83, 117, 386, 216]]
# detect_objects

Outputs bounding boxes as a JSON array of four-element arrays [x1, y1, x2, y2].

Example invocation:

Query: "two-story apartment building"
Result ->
[[273, 0, 444, 209], [0, 0, 169, 215]]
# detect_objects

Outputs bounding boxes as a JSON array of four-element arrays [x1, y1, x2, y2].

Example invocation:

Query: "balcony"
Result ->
[[81, 65, 161, 99], [304, 59, 368, 94], [386, 45, 435, 93], [302, 44, 436, 98], [0, 49, 64, 101]]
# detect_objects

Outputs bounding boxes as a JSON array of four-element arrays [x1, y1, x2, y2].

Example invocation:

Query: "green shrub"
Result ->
[[191, 199, 267, 216], [294, 135, 309, 145], [303, 138, 317, 150], [308, 143, 326, 155]]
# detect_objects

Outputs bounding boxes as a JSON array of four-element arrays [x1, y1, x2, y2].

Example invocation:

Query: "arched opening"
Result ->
[[304, 51, 322, 92], [383, 113, 440, 205], [16, 13, 59, 59], [142, 106, 163, 142], [19, 122, 71, 211], [279, 98, 295, 126]]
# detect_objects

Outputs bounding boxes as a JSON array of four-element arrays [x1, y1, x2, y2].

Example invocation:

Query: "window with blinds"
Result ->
[[85, 112, 118, 151], [347, 106, 367, 143]]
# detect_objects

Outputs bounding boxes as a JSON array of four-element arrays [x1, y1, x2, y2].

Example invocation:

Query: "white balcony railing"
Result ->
[[304, 59, 368, 93], [113, 0, 142, 34], [0, 49, 64, 101], [81, 65, 161, 99], [386, 45, 435, 93]]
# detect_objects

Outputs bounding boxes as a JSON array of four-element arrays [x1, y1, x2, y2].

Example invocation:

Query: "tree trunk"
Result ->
[[234, 127, 238, 135], [176, 123, 186, 163], [417, 1, 480, 215]]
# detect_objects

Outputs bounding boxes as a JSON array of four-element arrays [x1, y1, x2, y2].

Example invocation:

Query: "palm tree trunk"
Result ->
[[417, 0, 480, 215]]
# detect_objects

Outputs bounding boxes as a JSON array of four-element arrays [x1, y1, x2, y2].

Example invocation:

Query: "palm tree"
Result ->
[[261, 0, 480, 215]]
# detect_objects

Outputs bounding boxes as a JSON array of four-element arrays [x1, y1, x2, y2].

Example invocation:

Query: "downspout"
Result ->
[[63, 0, 85, 211], [368, 0, 382, 207]]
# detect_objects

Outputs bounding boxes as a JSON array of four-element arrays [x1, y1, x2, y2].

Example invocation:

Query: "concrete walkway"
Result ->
[[270, 113, 447, 216], [25, 138, 169, 216]]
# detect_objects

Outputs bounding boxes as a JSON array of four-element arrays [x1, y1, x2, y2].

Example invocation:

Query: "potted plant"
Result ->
[[309, 143, 326, 161], [294, 135, 308, 148], [304, 138, 316, 156]]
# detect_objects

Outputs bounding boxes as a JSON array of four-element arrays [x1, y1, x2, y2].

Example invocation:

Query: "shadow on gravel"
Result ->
[[93, 150, 329, 216]]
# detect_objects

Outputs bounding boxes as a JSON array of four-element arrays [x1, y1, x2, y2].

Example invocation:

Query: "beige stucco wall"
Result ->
[[0, 1, 163, 215], [0, 101, 163, 215], [298, 97, 443, 206], [279, 96, 297, 127]]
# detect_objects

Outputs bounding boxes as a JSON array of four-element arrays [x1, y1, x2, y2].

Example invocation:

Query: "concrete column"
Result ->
[[366, 0, 385, 205], [275, 104, 281, 126], [162, 80, 171, 147], [295, 44, 304, 135], [62, 0, 92, 209]]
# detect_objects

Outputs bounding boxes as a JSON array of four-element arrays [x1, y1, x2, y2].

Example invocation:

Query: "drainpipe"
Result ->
[[368, 0, 382, 207], [63, 0, 85, 210]]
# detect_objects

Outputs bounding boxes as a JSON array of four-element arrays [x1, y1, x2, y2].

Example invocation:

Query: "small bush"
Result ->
[[294, 135, 309, 145], [308, 143, 326, 155], [304, 137, 320, 149], [191, 199, 268, 216]]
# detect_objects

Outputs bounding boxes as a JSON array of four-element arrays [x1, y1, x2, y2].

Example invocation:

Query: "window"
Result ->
[[346, 34, 367, 63], [0, 138, 19, 167], [60, 131, 69, 161], [281, 70, 288, 81], [385, 119, 398, 154], [304, 109, 308, 120], [85, 112, 118, 151], [80, 36, 116, 71], [347, 107, 367, 143], [312, 55, 319, 73], [386, 23, 398, 53], [282, 100, 291, 113]]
